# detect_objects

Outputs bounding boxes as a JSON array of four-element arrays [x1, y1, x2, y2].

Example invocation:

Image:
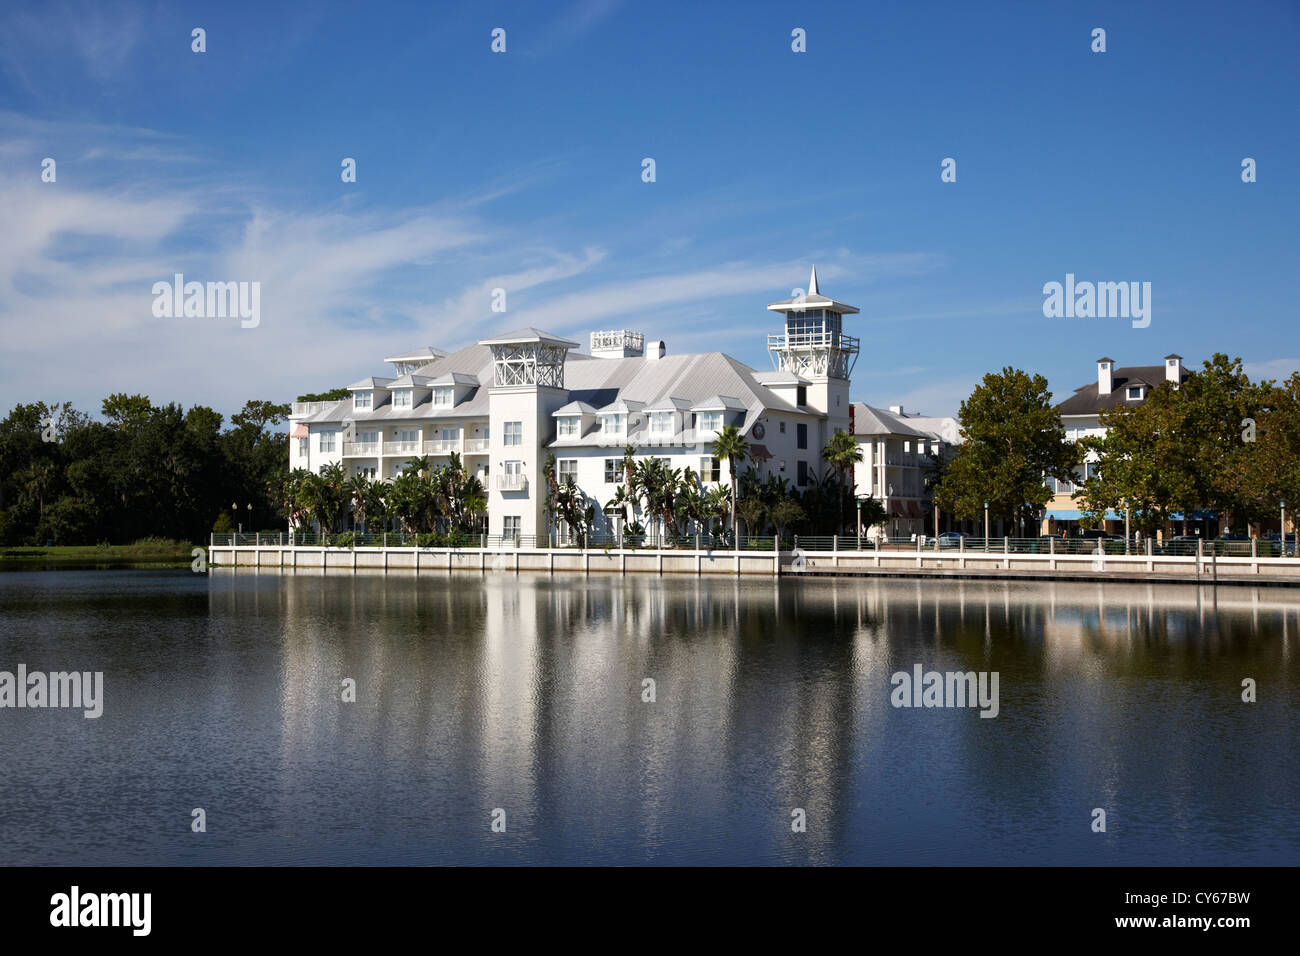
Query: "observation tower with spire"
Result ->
[[765, 265, 860, 434]]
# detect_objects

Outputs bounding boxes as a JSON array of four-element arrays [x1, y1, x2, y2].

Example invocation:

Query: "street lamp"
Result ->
[[1283, 498, 1287, 556], [983, 500, 989, 551]]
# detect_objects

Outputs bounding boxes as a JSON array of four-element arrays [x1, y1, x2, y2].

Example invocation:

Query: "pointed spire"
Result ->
[[808, 265, 819, 296]]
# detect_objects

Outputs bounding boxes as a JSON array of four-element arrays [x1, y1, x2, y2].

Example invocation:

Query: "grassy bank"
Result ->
[[0, 538, 198, 569]]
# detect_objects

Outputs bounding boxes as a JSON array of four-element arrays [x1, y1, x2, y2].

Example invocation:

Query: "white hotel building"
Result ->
[[288, 269, 862, 539]]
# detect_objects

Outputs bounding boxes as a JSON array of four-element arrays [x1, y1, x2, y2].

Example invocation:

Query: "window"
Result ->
[[1127, 386, 1143, 400], [353, 391, 372, 410], [797, 423, 808, 450], [319, 430, 336, 453], [797, 460, 809, 486], [432, 386, 454, 407], [797, 386, 807, 407], [504, 421, 523, 446], [779, 421, 786, 434], [298, 437, 309, 457], [356, 465, 376, 479], [399, 428, 419, 443], [653, 457, 670, 468], [503, 516, 521, 538], [650, 411, 674, 435], [697, 411, 722, 432], [699, 456, 721, 482], [601, 414, 626, 434], [360, 430, 378, 444], [558, 459, 578, 482], [558, 417, 579, 439], [393, 389, 412, 409], [604, 459, 621, 484]]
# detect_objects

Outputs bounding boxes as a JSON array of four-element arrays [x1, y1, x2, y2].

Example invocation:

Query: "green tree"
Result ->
[[710, 425, 751, 541], [934, 367, 1079, 530], [821, 429, 863, 534]]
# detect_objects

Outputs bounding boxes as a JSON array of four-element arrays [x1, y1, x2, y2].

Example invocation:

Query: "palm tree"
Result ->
[[632, 459, 663, 545], [344, 474, 371, 532], [364, 479, 388, 533], [460, 476, 487, 534], [554, 476, 594, 547], [277, 468, 315, 534], [704, 485, 731, 541], [604, 485, 634, 541], [621, 444, 638, 525], [822, 429, 864, 535], [710, 425, 751, 545], [388, 470, 425, 533], [542, 453, 559, 543], [314, 462, 348, 535]]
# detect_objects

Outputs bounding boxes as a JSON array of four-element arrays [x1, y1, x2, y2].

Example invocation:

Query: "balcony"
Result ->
[[495, 474, 528, 492], [383, 440, 421, 455], [291, 401, 332, 417], [767, 330, 861, 352], [343, 441, 380, 457], [463, 438, 490, 453], [423, 439, 460, 455]]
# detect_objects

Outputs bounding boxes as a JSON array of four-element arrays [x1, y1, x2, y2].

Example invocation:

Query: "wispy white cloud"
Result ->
[[0, 1, 144, 91], [1244, 357, 1300, 384]]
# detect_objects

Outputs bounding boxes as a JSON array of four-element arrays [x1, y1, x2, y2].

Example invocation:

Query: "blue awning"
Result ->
[[1045, 509, 1120, 520], [1168, 511, 1217, 520]]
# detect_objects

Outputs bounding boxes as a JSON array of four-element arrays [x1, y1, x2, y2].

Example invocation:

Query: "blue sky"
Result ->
[[2, 0, 1297, 420]]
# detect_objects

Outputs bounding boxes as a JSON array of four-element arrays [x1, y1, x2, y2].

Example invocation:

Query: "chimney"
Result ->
[[646, 339, 666, 360], [1097, 357, 1114, 396], [1165, 353, 1182, 386], [889, 404, 903, 415]]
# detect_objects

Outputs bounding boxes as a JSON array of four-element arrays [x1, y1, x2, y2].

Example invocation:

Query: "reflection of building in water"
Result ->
[[217, 571, 1300, 861]]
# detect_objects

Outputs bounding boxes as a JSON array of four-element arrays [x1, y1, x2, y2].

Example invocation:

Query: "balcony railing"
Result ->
[[383, 440, 421, 455], [463, 438, 490, 453], [767, 331, 861, 352], [495, 474, 528, 491], [423, 439, 460, 455], [291, 401, 332, 417], [343, 441, 381, 457]]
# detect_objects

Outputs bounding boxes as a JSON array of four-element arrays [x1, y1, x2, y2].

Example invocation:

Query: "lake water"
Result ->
[[1, 569, 1296, 865]]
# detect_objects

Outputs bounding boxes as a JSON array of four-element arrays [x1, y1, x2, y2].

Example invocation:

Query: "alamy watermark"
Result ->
[[890, 664, 999, 718], [50, 886, 150, 936], [152, 273, 260, 328], [0, 665, 103, 718], [1042, 273, 1151, 328]]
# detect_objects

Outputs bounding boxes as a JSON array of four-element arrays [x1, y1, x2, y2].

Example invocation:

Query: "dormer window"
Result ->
[[1126, 386, 1143, 400], [600, 414, 626, 436], [353, 391, 372, 410], [697, 411, 723, 433], [649, 412, 674, 436], [432, 386, 454, 407], [557, 417, 580, 439], [393, 389, 412, 409]]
